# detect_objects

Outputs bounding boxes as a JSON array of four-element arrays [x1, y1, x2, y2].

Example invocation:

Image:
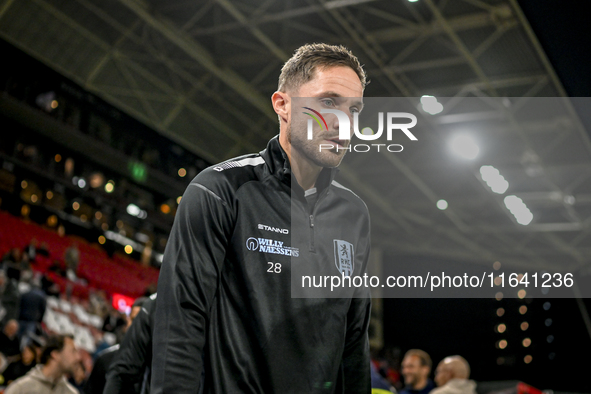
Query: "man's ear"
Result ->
[[272, 91, 290, 124]]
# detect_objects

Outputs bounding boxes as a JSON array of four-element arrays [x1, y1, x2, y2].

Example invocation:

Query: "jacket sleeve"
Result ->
[[150, 180, 234, 394], [103, 299, 154, 394], [342, 225, 372, 394]]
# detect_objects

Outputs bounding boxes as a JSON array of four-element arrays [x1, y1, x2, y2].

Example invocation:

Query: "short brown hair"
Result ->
[[278, 43, 367, 93], [404, 349, 432, 369], [40, 334, 74, 365]]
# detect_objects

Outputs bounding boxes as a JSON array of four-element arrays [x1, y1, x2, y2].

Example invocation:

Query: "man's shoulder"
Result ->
[[4, 373, 34, 393], [191, 154, 266, 194]]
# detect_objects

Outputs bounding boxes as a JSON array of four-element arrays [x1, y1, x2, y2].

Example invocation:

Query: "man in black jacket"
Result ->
[[152, 43, 372, 393], [103, 294, 156, 394]]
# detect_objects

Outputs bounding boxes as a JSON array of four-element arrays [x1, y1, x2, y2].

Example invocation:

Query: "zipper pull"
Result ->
[[309, 215, 314, 227]]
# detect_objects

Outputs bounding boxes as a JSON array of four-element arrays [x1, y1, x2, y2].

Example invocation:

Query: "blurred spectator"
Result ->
[[1, 343, 37, 385], [1, 268, 21, 324], [127, 297, 147, 330], [63, 244, 80, 281], [22, 239, 38, 262], [17, 284, 46, 339], [400, 349, 435, 394], [432, 356, 476, 394], [37, 242, 51, 258], [371, 361, 396, 393], [102, 308, 126, 334], [104, 294, 156, 394], [4, 334, 81, 394], [0, 320, 21, 361], [1, 248, 22, 267], [68, 361, 87, 394], [41, 275, 61, 298], [86, 296, 148, 394]]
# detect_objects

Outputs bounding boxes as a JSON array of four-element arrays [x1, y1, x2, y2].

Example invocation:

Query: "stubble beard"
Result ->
[[286, 118, 348, 168]]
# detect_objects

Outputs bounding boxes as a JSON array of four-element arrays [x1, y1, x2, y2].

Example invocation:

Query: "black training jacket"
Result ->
[[151, 136, 372, 394]]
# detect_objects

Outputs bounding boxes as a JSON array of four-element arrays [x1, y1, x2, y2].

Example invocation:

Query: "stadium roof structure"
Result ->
[[2, 0, 591, 275]]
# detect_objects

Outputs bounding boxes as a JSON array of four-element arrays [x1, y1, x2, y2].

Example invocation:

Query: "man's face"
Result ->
[[286, 66, 364, 168], [56, 337, 81, 375], [402, 355, 429, 387], [434, 362, 452, 387], [4, 321, 18, 338]]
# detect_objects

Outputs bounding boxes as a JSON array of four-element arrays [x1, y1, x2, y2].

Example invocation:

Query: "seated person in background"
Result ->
[[22, 239, 38, 262], [37, 242, 51, 258], [400, 349, 435, 394], [4, 334, 81, 394], [432, 356, 476, 394], [0, 320, 21, 362], [2, 343, 37, 385]]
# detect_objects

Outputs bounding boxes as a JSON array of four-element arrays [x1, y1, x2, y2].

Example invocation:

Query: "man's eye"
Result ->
[[322, 99, 335, 107], [350, 107, 360, 114]]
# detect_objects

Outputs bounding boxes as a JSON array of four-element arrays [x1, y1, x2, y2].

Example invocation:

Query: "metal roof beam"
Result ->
[[117, 0, 275, 120]]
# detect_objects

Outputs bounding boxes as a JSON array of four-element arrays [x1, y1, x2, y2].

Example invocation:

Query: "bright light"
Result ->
[[51, 100, 59, 109], [495, 292, 503, 301], [127, 204, 141, 217], [524, 355, 532, 364], [450, 134, 479, 160], [21, 180, 28, 189], [504, 195, 533, 225], [497, 340, 507, 349], [95, 211, 102, 220], [124, 245, 133, 254], [420, 95, 443, 115], [72, 202, 80, 211], [178, 168, 187, 177], [408, 0, 419, 3], [78, 178, 86, 188], [177, 196, 182, 204], [518, 289, 527, 299], [105, 181, 115, 193], [30, 195, 38, 203], [521, 322, 529, 331], [480, 166, 509, 194], [160, 204, 171, 214], [46, 191, 53, 199], [496, 308, 505, 317], [98, 235, 106, 244], [519, 305, 528, 315], [496, 323, 506, 333], [522, 338, 531, 347], [436, 199, 448, 210], [55, 154, 62, 163]]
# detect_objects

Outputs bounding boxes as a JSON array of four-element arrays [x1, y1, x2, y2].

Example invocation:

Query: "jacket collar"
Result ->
[[260, 135, 339, 194]]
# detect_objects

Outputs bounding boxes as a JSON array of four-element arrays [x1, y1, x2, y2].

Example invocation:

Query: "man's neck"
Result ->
[[42, 363, 63, 383], [411, 378, 428, 391], [280, 139, 322, 191]]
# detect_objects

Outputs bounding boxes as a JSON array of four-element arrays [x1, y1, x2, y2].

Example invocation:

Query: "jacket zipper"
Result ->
[[309, 214, 315, 253], [307, 189, 330, 253]]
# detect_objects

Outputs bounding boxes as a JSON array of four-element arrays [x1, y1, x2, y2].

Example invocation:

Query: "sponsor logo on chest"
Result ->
[[246, 237, 299, 257]]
